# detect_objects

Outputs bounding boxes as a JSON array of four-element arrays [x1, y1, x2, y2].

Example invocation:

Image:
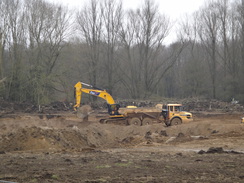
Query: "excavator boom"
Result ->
[[74, 82, 115, 110]]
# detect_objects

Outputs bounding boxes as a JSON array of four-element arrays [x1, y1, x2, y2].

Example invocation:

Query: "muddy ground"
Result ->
[[0, 110, 244, 183]]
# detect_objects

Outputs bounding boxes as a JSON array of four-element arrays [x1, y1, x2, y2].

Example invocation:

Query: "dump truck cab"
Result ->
[[162, 104, 193, 126]]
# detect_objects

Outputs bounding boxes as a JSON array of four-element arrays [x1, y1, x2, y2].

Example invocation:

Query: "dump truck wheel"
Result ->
[[128, 117, 141, 126], [170, 118, 182, 126], [99, 119, 107, 124], [142, 117, 153, 125]]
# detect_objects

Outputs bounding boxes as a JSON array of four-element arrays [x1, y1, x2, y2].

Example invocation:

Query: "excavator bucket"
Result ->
[[76, 105, 92, 122]]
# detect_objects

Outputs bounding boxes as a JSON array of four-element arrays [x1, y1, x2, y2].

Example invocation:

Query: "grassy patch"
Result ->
[[115, 162, 132, 167], [51, 174, 59, 180], [96, 165, 111, 169]]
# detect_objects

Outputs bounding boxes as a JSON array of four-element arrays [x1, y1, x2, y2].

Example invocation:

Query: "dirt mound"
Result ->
[[0, 104, 244, 183], [0, 127, 89, 152], [1, 113, 244, 153], [0, 122, 169, 152], [198, 147, 243, 154]]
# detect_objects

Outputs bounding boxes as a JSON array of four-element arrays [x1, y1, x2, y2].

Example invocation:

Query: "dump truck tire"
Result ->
[[142, 117, 153, 125], [128, 117, 141, 126], [170, 118, 182, 126]]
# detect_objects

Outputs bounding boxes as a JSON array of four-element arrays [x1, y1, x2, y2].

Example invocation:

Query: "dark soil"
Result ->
[[0, 99, 244, 182], [1, 149, 244, 183]]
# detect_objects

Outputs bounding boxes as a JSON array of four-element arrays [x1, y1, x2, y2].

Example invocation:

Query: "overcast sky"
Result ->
[[50, 0, 205, 19], [49, 0, 206, 44]]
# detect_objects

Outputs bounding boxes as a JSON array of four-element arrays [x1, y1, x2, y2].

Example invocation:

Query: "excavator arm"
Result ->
[[74, 82, 122, 116]]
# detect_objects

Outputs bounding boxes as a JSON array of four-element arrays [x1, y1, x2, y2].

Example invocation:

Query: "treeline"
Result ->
[[0, 0, 244, 105]]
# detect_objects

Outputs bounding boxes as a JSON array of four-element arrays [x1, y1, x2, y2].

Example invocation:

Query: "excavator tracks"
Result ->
[[99, 118, 128, 125]]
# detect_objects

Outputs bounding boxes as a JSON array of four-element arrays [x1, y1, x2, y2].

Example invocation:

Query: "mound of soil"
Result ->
[[0, 113, 244, 153], [0, 121, 168, 152], [0, 111, 244, 182]]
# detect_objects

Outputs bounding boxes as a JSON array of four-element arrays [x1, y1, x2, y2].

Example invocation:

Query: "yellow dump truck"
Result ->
[[115, 103, 193, 126]]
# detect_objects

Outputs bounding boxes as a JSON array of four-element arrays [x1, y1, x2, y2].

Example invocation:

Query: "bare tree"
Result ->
[[197, 1, 221, 99], [120, 0, 180, 99], [241, 0, 244, 67], [217, 0, 230, 78], [176, 13, 210, 98], [235, 0, 244, 101], [177, 0, 244, 102], [0, 0, 8, 89], [0, 0, 26, 101], [119, 9, 141, 99], [76, 0, 103, 88], [24, 0, 71, 104], [100, 0, 123, 94]]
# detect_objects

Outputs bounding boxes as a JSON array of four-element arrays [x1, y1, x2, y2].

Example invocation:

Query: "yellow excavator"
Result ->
[[74, 82, 193, 126], [74, 82, 124, 119]]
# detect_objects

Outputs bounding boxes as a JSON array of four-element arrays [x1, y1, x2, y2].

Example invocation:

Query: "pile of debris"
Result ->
[[198, 147, 243, 154], [0, 98, 243, 116], [0, 99, 72, 116], [182, 98, 244, 112]]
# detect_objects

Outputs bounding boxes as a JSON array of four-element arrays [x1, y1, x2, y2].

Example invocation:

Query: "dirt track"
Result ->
[[0, 111, 244, 182]]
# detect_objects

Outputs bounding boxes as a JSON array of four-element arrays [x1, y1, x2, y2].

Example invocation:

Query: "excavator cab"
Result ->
[[108, 104, 120, 115]]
